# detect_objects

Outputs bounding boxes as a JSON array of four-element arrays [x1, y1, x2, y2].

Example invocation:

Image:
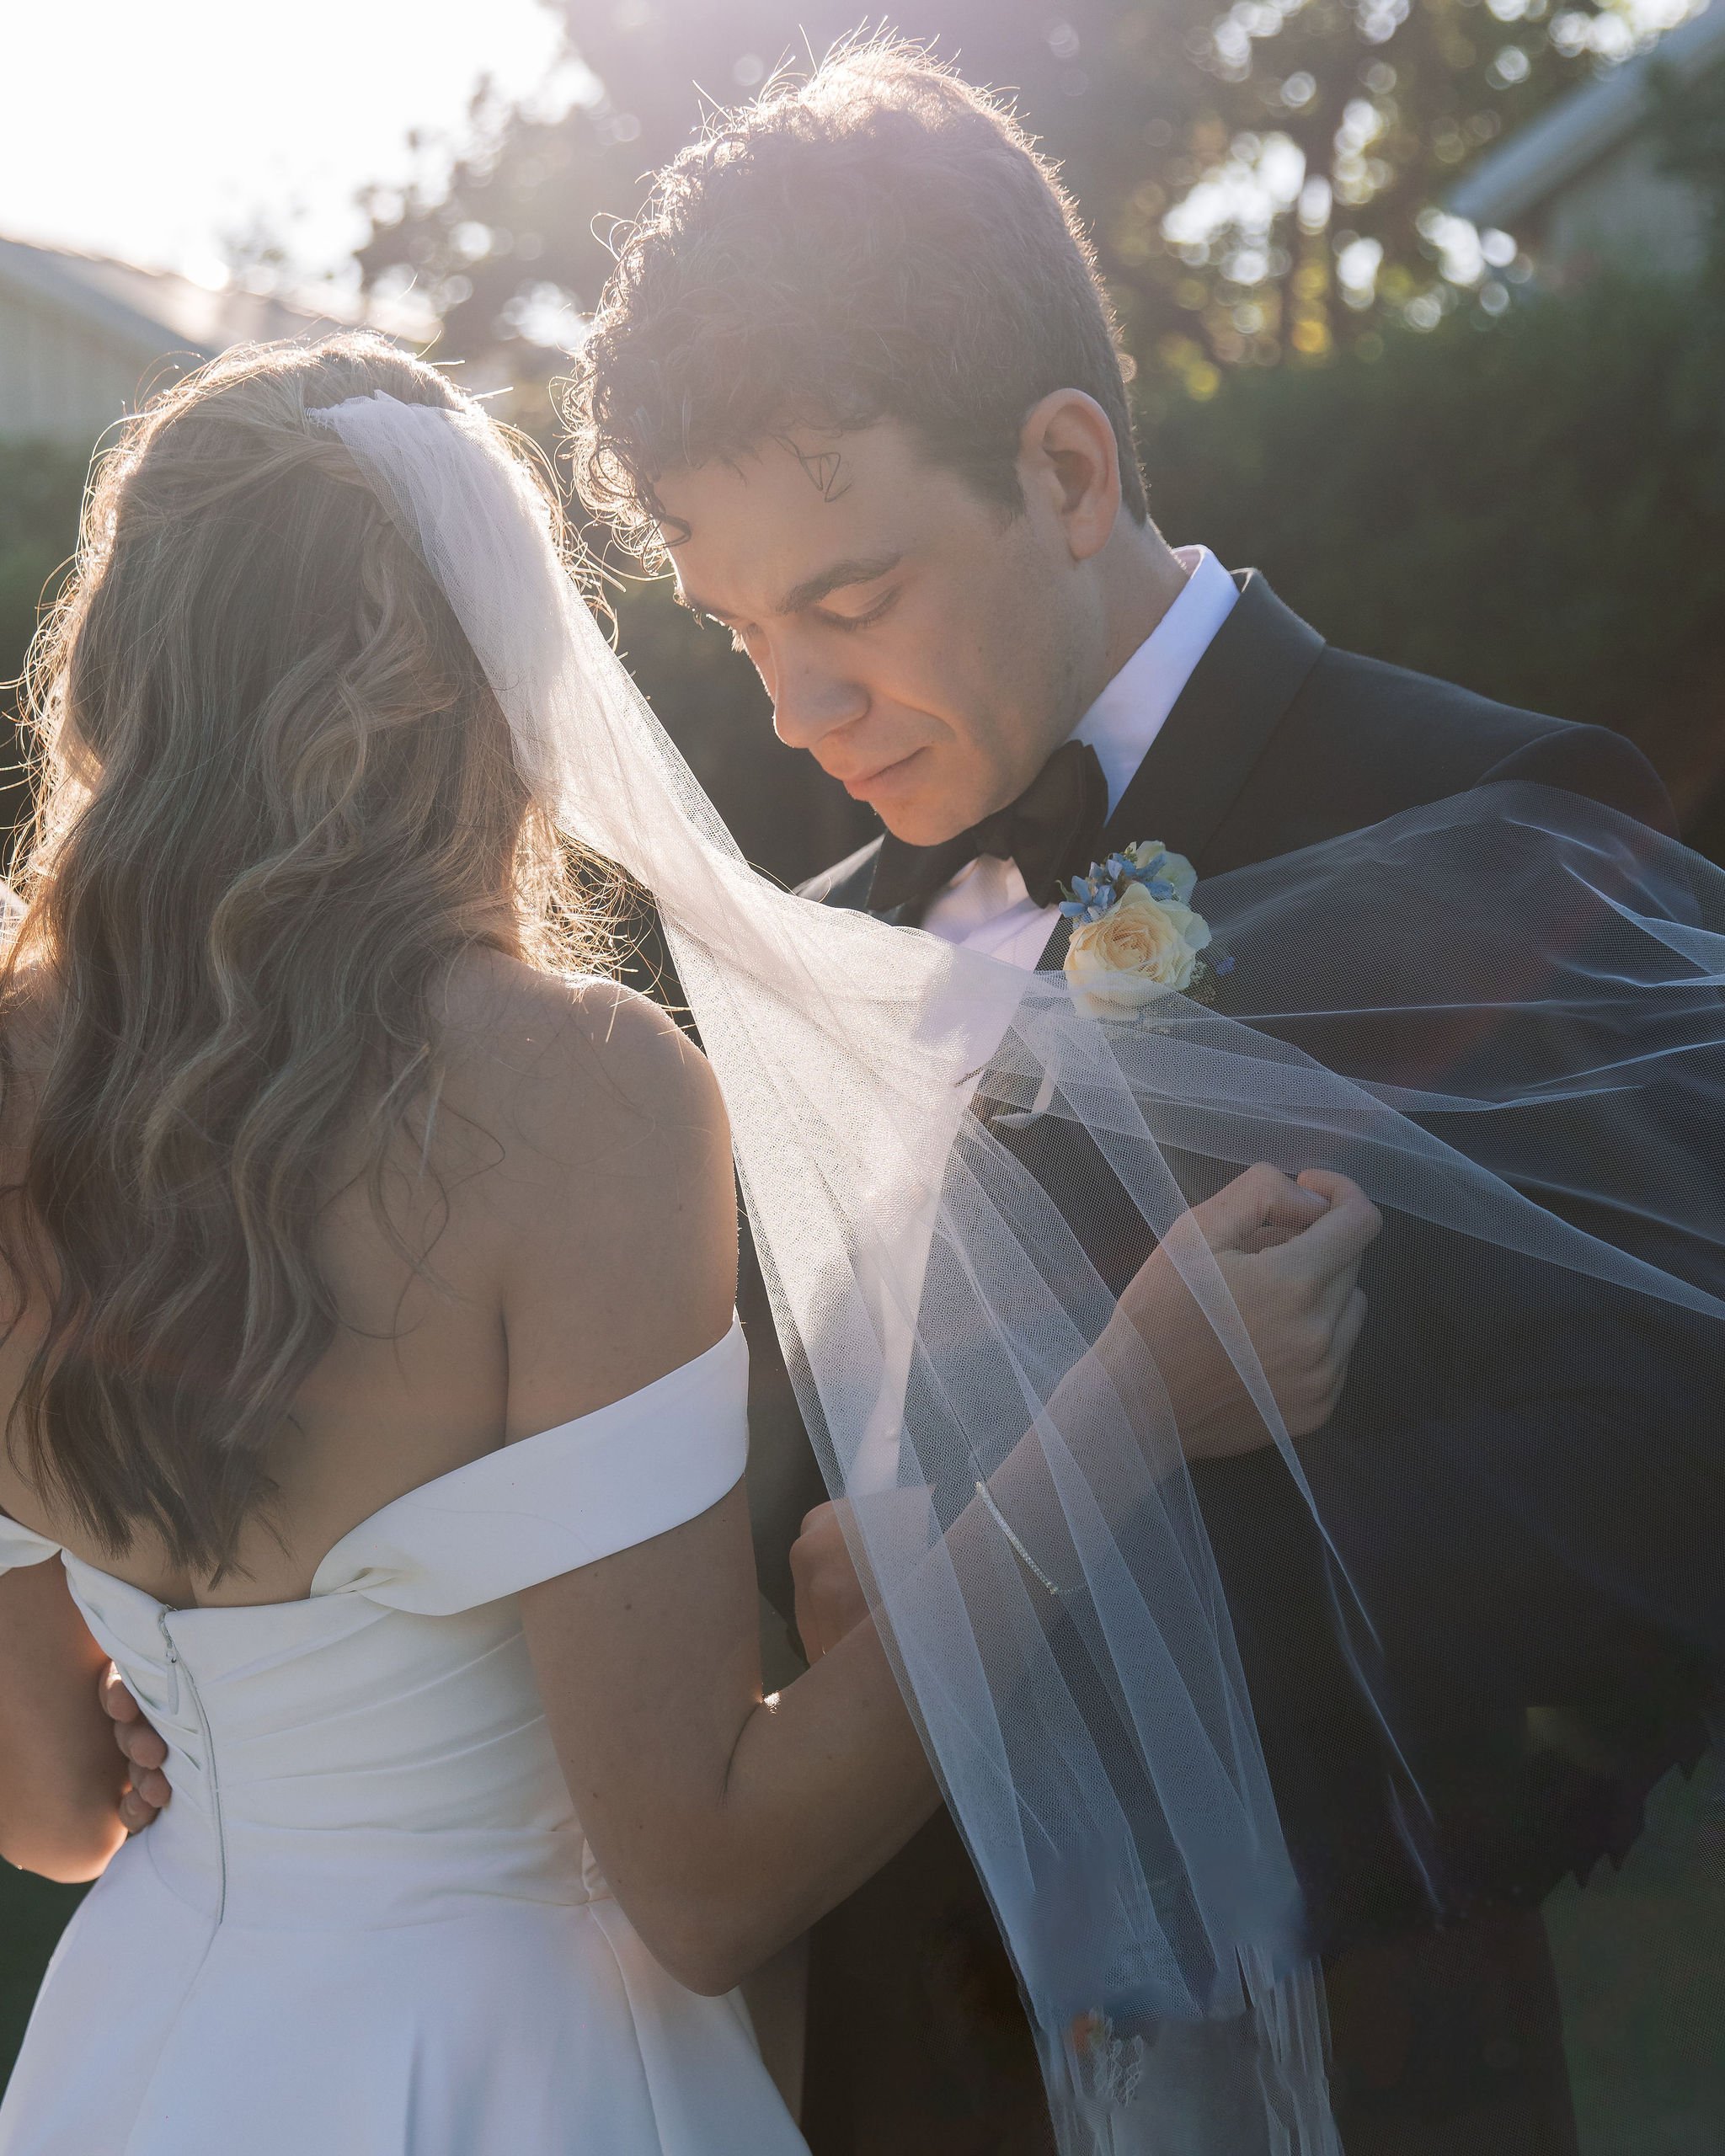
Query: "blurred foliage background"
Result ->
[[355, 0, 1697, 390], [3, 0, 1725, 2100]]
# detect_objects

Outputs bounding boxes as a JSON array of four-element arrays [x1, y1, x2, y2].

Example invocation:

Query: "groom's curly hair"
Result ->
[[566, 39, 1149, 562]]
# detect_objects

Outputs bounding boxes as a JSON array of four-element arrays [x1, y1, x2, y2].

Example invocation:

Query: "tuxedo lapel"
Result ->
[[1033, 571, 1325, 972], [1036, 910, 1076, 974], [1104, 569, 1325, 872]]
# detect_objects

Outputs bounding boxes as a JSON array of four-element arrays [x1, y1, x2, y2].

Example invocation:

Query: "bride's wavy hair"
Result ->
[[0, 332, 608, 1577]]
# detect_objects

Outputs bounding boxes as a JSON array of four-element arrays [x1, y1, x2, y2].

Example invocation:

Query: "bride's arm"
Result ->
[[523, 1486, 937, 1994], [503, 985, 937, 1996], [0, 1556, 129, 1881]]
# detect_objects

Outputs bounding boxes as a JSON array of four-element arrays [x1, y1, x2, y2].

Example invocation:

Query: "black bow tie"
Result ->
[[868, 739, 1111, 916]]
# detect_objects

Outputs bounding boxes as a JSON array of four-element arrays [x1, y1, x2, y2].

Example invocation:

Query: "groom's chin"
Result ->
[[876, 805, 964, 847], [865, 772, 978, 850], [864, 751, 1028, 849], [879, 789, 1007, 848]]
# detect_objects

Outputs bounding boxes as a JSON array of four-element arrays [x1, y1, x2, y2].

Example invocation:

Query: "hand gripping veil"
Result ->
[[312, 392, 1725, 2153]]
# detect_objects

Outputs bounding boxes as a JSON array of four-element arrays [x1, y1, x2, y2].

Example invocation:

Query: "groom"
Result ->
[[569, 42, 1715, 2156]]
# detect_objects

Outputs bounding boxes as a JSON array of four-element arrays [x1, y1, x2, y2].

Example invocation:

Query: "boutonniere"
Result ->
[[1059, 841, 1234, 1021]]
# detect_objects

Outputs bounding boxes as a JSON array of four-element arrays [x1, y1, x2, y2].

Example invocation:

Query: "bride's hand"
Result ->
[[790, 1502, 868, 1662], [1114, 1165, 1382, 1460]]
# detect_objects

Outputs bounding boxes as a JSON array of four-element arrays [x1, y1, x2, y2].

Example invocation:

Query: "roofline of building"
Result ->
[[1448, 0, 1725, 227], [0, 232, 215, 360], [0, 231, 419, 361]]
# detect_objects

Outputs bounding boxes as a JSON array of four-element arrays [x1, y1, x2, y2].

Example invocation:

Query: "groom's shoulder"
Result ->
[[1288, 639, 1672, 832], [1306, 639, 1557, 764], [798, 834, 884, 911]]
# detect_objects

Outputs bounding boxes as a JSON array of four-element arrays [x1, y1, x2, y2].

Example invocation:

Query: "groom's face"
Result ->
[[657, 421, 1090, 846]]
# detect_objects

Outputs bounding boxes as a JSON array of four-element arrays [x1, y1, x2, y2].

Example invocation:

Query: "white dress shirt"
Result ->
[[919, 547, 1239, 971]]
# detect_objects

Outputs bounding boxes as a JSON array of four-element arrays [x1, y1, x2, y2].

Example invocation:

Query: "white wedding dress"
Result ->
[[0, 1321, 809, 2156]]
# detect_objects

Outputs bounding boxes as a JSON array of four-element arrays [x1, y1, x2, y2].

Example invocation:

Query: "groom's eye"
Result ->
[[818, 587, 900, 632], [699, 612, 756, 654]]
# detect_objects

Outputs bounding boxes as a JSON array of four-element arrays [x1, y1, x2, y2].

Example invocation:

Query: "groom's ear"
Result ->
[[1017, 390, 1124, 565]]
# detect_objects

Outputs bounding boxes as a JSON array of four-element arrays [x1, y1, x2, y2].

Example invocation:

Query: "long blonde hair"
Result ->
[[1, 334, 607, 1577]]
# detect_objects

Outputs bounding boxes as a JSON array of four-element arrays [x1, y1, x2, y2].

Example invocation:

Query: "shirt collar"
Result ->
[[1071, 546, 1240, 817]]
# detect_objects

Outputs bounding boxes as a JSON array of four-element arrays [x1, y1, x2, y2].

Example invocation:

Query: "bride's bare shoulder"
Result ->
[[436, 949, 726, 1187], [438, 951, 735, 1415]]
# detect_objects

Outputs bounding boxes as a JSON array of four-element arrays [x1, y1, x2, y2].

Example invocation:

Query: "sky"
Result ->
[[0, 0, 586, 291]]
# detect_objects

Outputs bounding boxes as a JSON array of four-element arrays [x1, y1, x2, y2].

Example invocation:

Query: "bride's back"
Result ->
[[0, 953, 674, 1609], [0, 334, 665, 1612]]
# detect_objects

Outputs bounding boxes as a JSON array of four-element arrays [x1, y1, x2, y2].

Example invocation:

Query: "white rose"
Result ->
[[1122, 841, 1197, 905], [1065, 880, 1211, 1017]]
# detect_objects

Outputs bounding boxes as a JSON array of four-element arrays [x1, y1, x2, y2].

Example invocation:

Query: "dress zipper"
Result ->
[[158, 1609, 227, 1924]]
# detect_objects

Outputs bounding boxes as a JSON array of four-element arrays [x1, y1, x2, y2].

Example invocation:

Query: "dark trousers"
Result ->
[[799, 1812, 1578, 2156], [1327, 1907, 1578, 2156]]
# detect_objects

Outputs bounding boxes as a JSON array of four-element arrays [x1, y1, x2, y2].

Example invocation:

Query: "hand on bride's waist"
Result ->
[[99, 1663, 171, 1835]]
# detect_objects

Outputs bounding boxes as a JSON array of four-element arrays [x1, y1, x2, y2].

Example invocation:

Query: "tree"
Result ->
[[355, 0, 1693, 398], [1071, 0, 1684, 395]]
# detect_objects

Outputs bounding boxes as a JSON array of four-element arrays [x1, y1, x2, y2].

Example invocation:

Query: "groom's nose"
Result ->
[[767, 646, 870, 755]]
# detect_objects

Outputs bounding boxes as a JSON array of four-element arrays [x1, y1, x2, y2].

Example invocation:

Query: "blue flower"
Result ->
[[1059, 874, 1118, 924], [1214, 953, 1236, 976], [1108, 850, 1178, 903]]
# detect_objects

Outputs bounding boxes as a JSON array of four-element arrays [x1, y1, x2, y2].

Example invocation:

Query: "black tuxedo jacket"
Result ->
[[742, 573, 1716, 2155]]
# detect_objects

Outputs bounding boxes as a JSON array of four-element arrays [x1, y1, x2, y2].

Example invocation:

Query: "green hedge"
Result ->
[[0, 440, 87, 847], [0, 1870, 83, 2084], [1141, 271, 1725, 845], [0, 441, 83, 676]]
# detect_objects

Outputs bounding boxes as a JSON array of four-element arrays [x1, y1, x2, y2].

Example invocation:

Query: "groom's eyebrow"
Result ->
[[775, 552, 904, 616], [680, 552, 904, 625]]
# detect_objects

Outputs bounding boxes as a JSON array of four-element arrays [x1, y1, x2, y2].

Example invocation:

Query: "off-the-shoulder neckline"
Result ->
[[42, 1320, 745, 1620]]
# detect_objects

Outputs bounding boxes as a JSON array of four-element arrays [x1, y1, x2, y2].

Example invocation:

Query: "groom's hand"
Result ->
[[1118, 1166, 1381, 1458], [99, 1665, 172, 1833], [794, 1169, 1380, 1647]]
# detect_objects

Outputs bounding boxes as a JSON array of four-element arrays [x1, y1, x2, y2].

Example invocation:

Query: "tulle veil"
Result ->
[[311, 389, 1725, 2154]]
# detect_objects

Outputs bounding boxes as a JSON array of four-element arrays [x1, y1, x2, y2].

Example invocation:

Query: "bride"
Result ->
[[0, 337, 1379, 2154]]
